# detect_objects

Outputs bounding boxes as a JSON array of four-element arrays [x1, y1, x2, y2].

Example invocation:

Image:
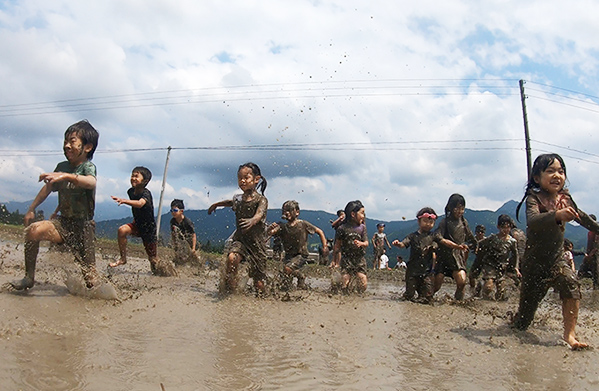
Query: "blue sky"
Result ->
[[1, 0, 599, 222]]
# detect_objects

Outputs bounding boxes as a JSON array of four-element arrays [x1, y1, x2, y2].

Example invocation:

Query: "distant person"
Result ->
[[469, 215, 520, 301], [268, 200, 328, 290], [579, 214, 599, 288], [562, 239, 576, 273], [512, 153, 599, 350], [208, 162, 269, 295], [169, 199, 199, 265], [393, 207, 466, 304], [110, 166, 176, 276], [11, 120, 100, 290], [395, 256, 407, 269], [330, 209, 345, 231], [331, 200, 369, 293], [378, 248, 390, 270], [474, 225, 486, 243], [433, 194, 477, 300], [372, 223, 391, 270]]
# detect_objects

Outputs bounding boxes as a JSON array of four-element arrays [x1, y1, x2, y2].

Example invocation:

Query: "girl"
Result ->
[[208, 162, 268, 294], [512, 153, 599, 350], [331, 200, 369, 293], [433, 193, 477, 300]]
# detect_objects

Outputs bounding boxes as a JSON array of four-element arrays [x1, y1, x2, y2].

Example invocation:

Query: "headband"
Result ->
[[417, 212, 437, 220]]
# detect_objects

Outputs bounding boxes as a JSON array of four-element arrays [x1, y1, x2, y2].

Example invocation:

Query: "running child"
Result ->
[[512, 153, 599, 350], [110, 167, 176, 276], [267, 200, 329, 290], [10, 120, 100, 290], [208, 162, 269, 294], [170, 199, 199, 265], [331, 200, 368, 293], [392, 207, 467, 303], [469, 214, 520, 301], [433, 193, 477, 300], [372, 223, 391, 269]]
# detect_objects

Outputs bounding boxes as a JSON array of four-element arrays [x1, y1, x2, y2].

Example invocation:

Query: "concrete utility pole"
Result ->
[[519, 79, 532, 180], [156, 146, 172, 241]]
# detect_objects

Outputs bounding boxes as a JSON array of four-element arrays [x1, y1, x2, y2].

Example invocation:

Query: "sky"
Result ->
[[1, 0, 599, 222]]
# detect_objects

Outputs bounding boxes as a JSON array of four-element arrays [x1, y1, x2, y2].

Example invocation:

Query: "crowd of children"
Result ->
[[8, 121, 599, 350]]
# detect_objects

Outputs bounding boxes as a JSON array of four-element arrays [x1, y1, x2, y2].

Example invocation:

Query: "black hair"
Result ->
[[564, 238, 573, 248], [337, 209, 344, 217], [64, 120, 99, 160], [516, 153, 573, 221], [591, 214, 597, 221], [343, 200, 364, 225], [497, 214, 515, 228], [475, 224, 486, 233], [282, 200, 299, 212], [416, 207, 437, 218], [133, 166, 152, 185], [444, 194, 465, 218], [171, 199, 184, 209], [238, 162, 267, 195]]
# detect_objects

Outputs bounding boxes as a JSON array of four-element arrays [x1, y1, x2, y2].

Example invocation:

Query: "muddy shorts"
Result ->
[[481, 264, 502, 280], [283, 255, 307, 271], [126, 222, 157, 258], [228, 240, 267, 282], [405, 273, 433, 301], [341, 257, 367, 275], [548, 260, 581, 300], [51, 217, 96, 268], [434, 258, 465, 277]]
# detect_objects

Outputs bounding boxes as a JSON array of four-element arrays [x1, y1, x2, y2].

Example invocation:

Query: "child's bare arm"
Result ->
[[314, 227, 329, 255], [39, 172, 96, 190], [267, 222, 280, 237], [385, 237, 392, 248], [208, 200, 233, 214], [440, 238, 468, 251], [331, 240, 341, 267], [24, 182, 53, 226], [192, 233, 197, 252], [111, 195, 147, 208], [392, 239, 405, 248]]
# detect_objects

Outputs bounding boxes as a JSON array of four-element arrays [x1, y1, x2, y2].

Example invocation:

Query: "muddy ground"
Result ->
[[1, 225, 599, 390]]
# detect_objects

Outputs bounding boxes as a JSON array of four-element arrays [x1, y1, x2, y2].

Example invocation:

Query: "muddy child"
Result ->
[[268, 200, 329, 290], [393, 207, 467, 303], [11, 120, 100, 290], [512, 153, 599, 350], [208, 162, 269, 294], [110, 167, 176, 276], [469, 214, 520, 301], [372, 223, 391, 270], [170, 199, 199, 265], [331, 200, 369, 293], [433, 193, 477, 300]]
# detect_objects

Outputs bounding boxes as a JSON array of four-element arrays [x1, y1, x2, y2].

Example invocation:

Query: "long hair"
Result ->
[[343, 200, 364, 225], [444, 193, 466, 237], [238, 162, 267, 194]]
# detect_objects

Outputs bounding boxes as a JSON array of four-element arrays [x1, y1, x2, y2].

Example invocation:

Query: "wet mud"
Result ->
[[2, 239, 599, 390]]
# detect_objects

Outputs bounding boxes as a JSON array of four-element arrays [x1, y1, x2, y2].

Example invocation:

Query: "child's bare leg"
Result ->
[[433, 273, 445, 293], [342, 273, 351, 291], [482, 279, 495, 300], [453, 270, 467, 300], [11, 221, 62, 290], [254, 279, 265, 294], [224, 253, 242, 293], [563, 298, 588, 349], [357, 272, 367, 293], [110, 224, 131, 267]]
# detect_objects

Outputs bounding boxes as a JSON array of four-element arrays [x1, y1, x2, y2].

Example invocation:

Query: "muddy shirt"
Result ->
[[435, 216, 476, 271], [335, 222, 367, 268], [274, 219, 317, 259], [171, 216, 195, 247], [230, 193, 268, 279], [400, 230, 442, 277], [52, 160, 96, 220], [128, 187, 156, 241], [471, 234, 518, 276]]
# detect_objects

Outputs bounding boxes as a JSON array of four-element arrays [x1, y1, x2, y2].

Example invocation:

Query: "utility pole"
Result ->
[[156, 146, 172, 241], [519, 79, 532, 180]]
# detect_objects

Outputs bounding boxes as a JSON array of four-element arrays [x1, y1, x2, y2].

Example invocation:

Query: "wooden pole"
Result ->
[[156, 146, 172, 241], [519, 80, 532, 180]]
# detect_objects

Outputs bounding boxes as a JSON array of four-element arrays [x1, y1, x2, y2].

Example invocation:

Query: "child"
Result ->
[[169, 199, 199, 265], [331, 200, 368, 293], [110, 167, 176, 276], [10, 120, 100, 290], [469, 214, 520, 301], [512, 153, 599, 350], [563, 239, 576, 273], [433, 193, 477, 300], [372, 223, 391, 269], [378, 248, 390, 270], [331, 209, 345, 231], [393, 207, 467, 303], [208, 162, 268, 294], [267, 200, 329, 290], [579, 215, 598, 287]]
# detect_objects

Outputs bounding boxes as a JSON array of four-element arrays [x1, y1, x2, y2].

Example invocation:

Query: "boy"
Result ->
[[10, 120, 100, 290], [169, 199, 199, 265], [372, 223, 391, 269], [392, 207, 466, 303], [268, 200, 329, 290], [110, 167, 176, 276], [378, 248, 390, 270], [469, 215, 520, 301]]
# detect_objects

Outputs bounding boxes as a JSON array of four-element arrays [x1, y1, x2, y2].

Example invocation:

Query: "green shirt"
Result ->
[[52, 160, 96, 220]]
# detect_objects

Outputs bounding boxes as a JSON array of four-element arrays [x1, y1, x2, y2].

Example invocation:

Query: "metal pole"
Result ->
[[156, 146, 172, 241], [519, 79, 532, 180]]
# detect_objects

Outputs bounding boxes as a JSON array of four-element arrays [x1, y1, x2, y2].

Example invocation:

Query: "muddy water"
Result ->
[[2, 242, 599, 390]]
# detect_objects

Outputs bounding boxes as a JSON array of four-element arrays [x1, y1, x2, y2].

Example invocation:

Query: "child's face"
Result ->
[[497, 224, 511, 237], [377, 226, 385, 233], [418, 217, 435, 232], [282, 206, 299, 222], [535, 159, 565, 195], [237, 167, 260, 192], [130, 171, 146, 188], [475, 231, 485, 240], [351, 207, 366, 225], [171, 207, 183, 218], [565, 243, 573, 251], [451, 205, 465, 219], [63, 132, 92, 164]]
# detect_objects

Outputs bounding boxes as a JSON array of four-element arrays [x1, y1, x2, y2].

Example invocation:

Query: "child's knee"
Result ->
[[117, 225, 130, 237]]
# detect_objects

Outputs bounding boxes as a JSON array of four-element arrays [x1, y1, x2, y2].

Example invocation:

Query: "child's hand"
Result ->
[[23, 211, 35, 227], [111, 196, 124, 205], [239, 217, 257, 231], [556, 206, 579, 224], [458, 244, 469, 251], [207, 204, 217, 214], [267, 222, 280, 235]]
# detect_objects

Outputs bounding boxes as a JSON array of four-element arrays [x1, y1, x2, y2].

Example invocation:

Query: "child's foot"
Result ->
[[563, 336, 590, 351], [83, 270, 100, 289], [152, 259, 178, 277], [9, 277, 34, 291], [109, 259, 127, 268]]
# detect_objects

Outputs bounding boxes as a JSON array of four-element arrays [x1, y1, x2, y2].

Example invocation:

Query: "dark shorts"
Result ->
[[51, 217, 96, 268], [126, 222, 157, 258], [481, 264, 502, 280], [284, 255, 308, 271], [405, 273, 433, 301], [341, 257, 367, 275], [228, 240, 267, 282], [434, 258, 466, 277], [549, 260, 581, 300]]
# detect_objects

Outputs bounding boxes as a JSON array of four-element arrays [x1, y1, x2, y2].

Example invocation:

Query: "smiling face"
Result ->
[[237, 166, 260, 192], [63, 132, 92, 165], [451, 205, 465, 220], [351, 207, 366, 225], [535, 158, 566, 195], [130, 171, 146, 188], [418, 216, 436, 233], [282, 205, 300, 222]]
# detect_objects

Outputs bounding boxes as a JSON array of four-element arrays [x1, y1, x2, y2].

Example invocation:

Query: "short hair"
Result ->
[[591, 214, 597, 221], [336, 209, 344, 217], [171, 199, 184, 209], [475, 224, 486, 234], [564, 238, 573, 248], [416, 207, 437, 219], [132, 166, 152, 185], [497, 214, 515, 227], [64, 120, 99, 160], [282, 200, 299, 212]]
